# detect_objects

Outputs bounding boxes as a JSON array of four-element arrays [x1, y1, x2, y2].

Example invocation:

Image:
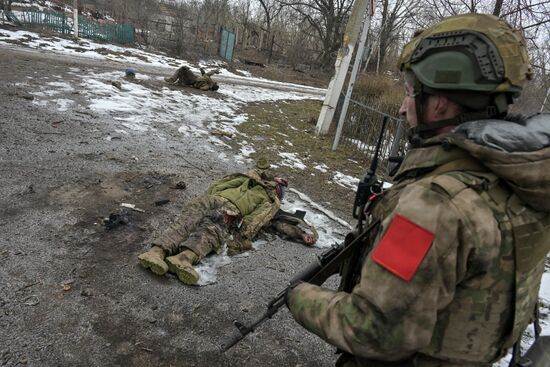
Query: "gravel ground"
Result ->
[[0, 45, 339, 366]]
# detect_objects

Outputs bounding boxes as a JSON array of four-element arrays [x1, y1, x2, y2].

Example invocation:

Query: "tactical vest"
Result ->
[[339, 165, 550, 366]]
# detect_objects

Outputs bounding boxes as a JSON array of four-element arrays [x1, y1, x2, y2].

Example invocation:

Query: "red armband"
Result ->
[[371, 214, 434, 281]]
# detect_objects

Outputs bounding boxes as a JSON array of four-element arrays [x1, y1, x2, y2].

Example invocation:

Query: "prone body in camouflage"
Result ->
[[152, 169, 316, 260], [287, 113, 550, 366], [165, 66, 219, 91]]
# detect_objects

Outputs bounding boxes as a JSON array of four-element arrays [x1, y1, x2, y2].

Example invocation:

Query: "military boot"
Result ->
[[165, 250, 199, 285], [138, 246, 168, 275], [164, 76, 176, 84]]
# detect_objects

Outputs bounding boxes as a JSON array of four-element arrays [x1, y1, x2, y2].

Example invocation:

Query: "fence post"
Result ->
[[73, 0, 78, 38]]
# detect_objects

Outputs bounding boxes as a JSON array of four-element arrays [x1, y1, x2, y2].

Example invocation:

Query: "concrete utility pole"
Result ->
[[315, 0, 371, 135], [73, 0, 78, 39], [332, 1, 373, 150]]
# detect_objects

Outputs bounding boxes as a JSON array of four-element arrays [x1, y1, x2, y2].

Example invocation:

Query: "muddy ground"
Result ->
[[0, 46, 349, 366]]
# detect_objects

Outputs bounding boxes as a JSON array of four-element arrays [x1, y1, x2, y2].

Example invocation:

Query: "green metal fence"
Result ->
[[78, 16, 134, 44], [15, 10, 134, 44], [18, 11, 71, 34]]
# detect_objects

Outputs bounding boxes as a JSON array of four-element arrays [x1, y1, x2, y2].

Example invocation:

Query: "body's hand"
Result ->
[[302, 234, 316, 245]]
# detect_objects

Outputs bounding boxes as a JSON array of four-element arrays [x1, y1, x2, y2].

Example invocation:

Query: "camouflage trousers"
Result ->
[[151, 195, 239, 260], [167, 66, 196, 86]]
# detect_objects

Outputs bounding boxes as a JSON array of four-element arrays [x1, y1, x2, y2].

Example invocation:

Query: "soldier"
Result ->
[[138, 159, 317, 285], [287, 14, 550, 366], [164, 66, 220, 91]]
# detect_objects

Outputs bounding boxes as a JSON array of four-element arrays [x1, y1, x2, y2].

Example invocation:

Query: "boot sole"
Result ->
[[166, 261, 199, 285], [138, 255, 168, 276]]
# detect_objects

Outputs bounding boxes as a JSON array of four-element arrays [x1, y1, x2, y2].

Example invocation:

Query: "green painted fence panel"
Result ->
[[16, 10, 134, 44], [219, 29, 235, 62], [78, 16, 134, 44]]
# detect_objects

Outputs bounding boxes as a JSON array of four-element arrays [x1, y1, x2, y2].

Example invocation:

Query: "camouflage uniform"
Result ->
[[192, 72, 218, 91], [287, 114, 550, 366], [165, 66, 219, 91], [152, 169, 316, 261], [288, 13, 550, 367]]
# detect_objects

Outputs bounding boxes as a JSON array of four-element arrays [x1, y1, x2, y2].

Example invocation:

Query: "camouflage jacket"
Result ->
[[207, 169, 281, 240], [193, 70, 217, 91], [287, 113, 550, 366]]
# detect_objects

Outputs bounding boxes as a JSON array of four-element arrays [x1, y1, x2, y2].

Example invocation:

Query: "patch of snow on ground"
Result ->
[[314, 163, 328, 173], [55, 98, 74, 111], [279, 152, 306, 170], [239, 144, 255, 158], [236, 69, 252, 77], [195, 248, 233, 286], [218, 84, 319, 103], [333, 172, 359, 190], [289, 188, 352, 231]]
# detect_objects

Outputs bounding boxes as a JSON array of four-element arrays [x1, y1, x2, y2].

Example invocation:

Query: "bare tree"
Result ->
[[279, 0, 354, 68], [257, 0, 283, 61], [493, 0, 504, 16]]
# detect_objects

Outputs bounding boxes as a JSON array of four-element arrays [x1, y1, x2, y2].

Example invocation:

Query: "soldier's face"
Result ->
[[399, 82, 441, 128], [399, 82, 418, 128]]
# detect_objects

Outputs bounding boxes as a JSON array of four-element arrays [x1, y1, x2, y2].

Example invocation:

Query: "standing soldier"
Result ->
[[287, 14, 550, 366]]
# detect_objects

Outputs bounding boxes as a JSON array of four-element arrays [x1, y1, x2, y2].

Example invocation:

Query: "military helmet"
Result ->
[[255, 157, 270, 170], [398, 13, 532, 97]]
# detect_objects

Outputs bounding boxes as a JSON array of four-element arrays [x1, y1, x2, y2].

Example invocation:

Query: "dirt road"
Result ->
[[0, 45, 337, 366]]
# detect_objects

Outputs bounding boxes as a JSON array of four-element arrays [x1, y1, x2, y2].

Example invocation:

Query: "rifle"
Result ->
[[222, 115, 389, 351], [352, 116, 388, 231], [514, 336, 550, 367], [221, 220, 379, 352]]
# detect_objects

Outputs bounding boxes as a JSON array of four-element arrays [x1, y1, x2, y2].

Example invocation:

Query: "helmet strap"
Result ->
[[409, 106, 502, 146], [409, 79, 427, 147]]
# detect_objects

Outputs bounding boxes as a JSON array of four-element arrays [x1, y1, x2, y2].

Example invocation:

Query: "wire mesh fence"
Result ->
[[334, 94, 408, 181]]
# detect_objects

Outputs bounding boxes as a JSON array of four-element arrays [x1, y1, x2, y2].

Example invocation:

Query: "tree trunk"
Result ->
[[493, 0, 504, 16], [268, 33, 275, 64]]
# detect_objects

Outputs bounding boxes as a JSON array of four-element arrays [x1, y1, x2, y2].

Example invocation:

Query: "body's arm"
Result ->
[[270, 218, 317, 245]]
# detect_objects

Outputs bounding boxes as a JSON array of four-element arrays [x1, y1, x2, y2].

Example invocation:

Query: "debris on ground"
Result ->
[[120, 203, 145, 213], [243, 59, 266, 67], [80, 288, 93, 297], [111, 80, 122, 90], [172, 181, 187, 190], [103, 211, 129, 229], [154, 199, 170, 206]]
